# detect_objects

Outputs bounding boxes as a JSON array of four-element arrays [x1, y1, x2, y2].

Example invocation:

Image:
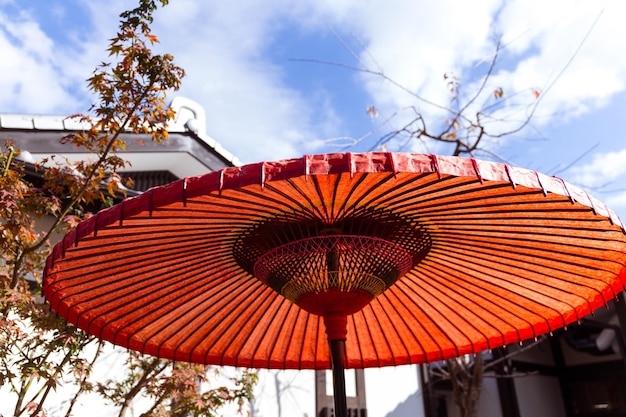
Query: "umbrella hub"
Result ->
[[254, 234, 413, 315], [234, 208, 432, 316]]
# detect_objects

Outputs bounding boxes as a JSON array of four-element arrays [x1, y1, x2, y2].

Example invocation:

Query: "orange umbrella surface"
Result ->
[[44, 152, 626, 415]]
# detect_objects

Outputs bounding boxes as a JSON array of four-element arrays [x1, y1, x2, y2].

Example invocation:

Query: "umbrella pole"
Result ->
[[329, 338, 348, 417], [325, 313, 348, 417]]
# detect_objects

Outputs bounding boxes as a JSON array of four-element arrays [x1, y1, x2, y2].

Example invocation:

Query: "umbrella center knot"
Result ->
[[254, 235, 411, 306], [233, 208, 432, 316]]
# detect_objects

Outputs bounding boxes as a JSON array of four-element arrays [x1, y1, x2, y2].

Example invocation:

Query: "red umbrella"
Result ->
[[44, 152, 626, 417]]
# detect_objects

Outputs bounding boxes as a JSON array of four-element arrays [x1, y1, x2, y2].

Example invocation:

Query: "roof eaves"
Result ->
[[0, 114, 91, 131], [0, 97, 241, 167], [167, 96, 242, 167]]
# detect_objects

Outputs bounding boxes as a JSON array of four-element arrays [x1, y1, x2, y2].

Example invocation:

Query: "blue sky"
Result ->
[[1, 1, 626, 226], [2, 1, 626, 415], [2, 0, 625, 218]]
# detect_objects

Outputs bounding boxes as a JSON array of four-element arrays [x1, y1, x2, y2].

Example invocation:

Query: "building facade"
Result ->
[[422, 297, 626, 417]]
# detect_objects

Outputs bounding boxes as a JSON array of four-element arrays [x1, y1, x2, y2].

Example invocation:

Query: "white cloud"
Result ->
[[0, 9, 75, 113], [570, 148, 626, 188], [140, 0, 500, 159], [0, 1, 124, 114], [568, 147, 626, 215], [147, 0, 344, 163], [604, 192, 626, 217], [289, 0, 626, 154], [348, 0, 500, 94], [495, 1, 626, 121]]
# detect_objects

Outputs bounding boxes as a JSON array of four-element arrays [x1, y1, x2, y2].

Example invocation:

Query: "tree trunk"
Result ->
[[447, 354, 484, 417]]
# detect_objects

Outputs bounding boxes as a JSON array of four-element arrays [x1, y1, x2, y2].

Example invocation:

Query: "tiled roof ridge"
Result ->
[[0, 96, 241, 166]]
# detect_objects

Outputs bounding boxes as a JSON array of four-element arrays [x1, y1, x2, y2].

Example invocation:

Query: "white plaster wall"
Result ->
[[365, 365, 425, 417], [251, 369, 315, 417]]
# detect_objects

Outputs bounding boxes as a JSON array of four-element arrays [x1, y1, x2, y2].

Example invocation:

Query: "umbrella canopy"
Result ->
[[44, 152, 626, 371]]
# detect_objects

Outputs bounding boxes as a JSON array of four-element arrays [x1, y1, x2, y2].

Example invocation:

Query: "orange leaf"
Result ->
[[145, 33, 159, 44]]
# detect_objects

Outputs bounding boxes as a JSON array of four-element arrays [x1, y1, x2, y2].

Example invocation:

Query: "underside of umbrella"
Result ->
[[44, 152, 626, 369], [43, 152, 626, 417]]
